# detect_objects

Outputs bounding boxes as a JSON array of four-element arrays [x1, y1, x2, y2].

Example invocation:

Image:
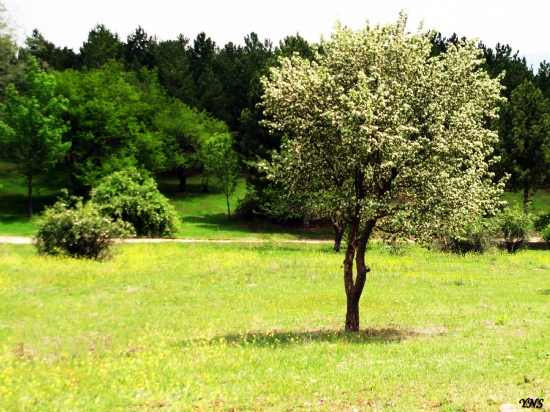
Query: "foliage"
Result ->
[[533, 211, 550, 231], [541, 225, 550, 242], [152, 98, 229, 192], [154, 35, 195, 103], [440, 217, 498, 254], [202, 133, 241, 218], [496, 80, 550, 213], [91, 169, 180, 238], [480, 42, 533, 100], [34, 194, 134, 259], [124, 26, 157, 72], [497, 207, 531, 253], [53, 62, 165, 194], [26, 29, 81, 71], [80, 24, 124, 69], [260, 13, 505, 330], [0, 57, 70, 216]]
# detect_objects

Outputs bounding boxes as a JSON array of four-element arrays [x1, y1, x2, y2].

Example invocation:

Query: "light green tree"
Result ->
[[202, 133, 240, 218], [260, 13, 505, 331], [0, 57, 70, 216]]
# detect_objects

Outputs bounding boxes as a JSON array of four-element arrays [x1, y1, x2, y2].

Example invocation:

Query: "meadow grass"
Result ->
[[156, 172, 333, 241], [0, 242, 549, 411]]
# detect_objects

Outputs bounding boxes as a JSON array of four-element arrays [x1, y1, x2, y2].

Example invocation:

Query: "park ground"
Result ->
[[0, 164, 549, 411]]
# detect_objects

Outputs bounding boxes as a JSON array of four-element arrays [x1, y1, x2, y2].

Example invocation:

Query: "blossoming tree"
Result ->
[[260, 13, 505, 331]]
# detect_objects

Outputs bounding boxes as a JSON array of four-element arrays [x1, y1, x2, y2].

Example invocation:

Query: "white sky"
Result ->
[[6, 0, 550, 68]]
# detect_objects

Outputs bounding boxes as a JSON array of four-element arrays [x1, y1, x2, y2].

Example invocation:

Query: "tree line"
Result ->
[[0, 4, 549, 221]]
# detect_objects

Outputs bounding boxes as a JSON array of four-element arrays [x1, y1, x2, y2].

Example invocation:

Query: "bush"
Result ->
[[541, 225, 550, 242], [35, 196, 134, 259], [91, 169, 180, 238], [533, 212, 550, 231], [497, 208, 531, 253], [441, 217, 497, 254]]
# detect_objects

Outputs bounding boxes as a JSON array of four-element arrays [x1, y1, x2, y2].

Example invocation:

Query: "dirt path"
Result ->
[[0, 236, 333, 245], [0, 236, 32, 244]]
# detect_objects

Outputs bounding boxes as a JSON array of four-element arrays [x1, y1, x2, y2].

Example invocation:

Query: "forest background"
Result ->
[[0, 1, 550, 229]]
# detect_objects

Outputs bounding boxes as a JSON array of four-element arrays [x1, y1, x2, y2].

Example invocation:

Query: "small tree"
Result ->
[[0, 57, 70, 216], [498, 207, 531, 253], [260, 13, 505, 331], [91, 169, 180, 238], [202, 133, 240, 218]]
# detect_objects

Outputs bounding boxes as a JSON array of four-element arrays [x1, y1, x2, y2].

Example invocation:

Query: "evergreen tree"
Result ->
[[80, 24, 124, 69], [497, 80, 550, 213]]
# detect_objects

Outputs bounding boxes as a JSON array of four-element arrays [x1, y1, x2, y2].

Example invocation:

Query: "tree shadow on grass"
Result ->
[[180, 213, 334, 240], [0, 194, 59, 222], [180, 326, 441, 348], [538, 289, 550, 295]]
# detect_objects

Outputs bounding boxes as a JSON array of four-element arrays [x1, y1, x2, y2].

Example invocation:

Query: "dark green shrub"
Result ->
[[35, 196, 134, 259], [91, 169, 180, 238], [497, 208, 531, 253], [442, 218, 497, 254], [533, 212, 550, 231], [541, 225, 550, 242]]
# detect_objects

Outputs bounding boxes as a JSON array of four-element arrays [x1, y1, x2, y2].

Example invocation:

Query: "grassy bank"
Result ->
[[0, 243, 548, 410]]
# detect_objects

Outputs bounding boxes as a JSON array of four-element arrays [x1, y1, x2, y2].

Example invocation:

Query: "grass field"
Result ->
[[156, 172, 333, 241], [0, 242, 549, 411]]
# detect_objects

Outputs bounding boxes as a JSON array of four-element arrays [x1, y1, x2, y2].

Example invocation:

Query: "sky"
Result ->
[[6, 0, 550, 70]]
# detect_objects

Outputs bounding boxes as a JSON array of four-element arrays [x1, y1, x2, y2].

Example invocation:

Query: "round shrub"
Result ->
[[443, 218, 497, 254], [498, 208, 531, 253], [35, 196, 134, 259], [534, 212, 550, 231], [91, 169, 180, 238]]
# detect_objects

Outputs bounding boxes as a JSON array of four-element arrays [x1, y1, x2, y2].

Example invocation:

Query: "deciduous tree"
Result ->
[[260, 13, 504, 331], [202, 133, 240, 218], [0, 57, 70, 216], [53, 62, 169, 194]]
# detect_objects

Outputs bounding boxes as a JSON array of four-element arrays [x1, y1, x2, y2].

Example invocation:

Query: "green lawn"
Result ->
[[157, 172, 333, 241], [0, 243, 548, 410], [501, 189, 550, 215]]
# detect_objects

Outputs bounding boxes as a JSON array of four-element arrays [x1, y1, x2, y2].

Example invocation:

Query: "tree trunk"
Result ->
[[332, 217, 347, 252], [226, 195, 231, 219], [302, 210, 310, 229], [28, 175, 33, 218], [177, 167, 187, 192], [343, 219, 375, 331], [523, 184, 529, 215]]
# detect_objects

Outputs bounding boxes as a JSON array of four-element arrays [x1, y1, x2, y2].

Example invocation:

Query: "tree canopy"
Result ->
[[260, 13, 505, 331], [497, 80, 550, 213], [0, 57, 70, 216]]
